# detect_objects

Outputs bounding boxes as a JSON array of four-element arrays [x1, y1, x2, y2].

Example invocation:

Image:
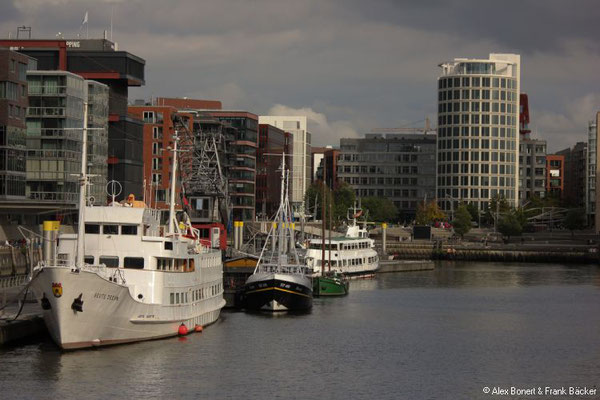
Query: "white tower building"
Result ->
[[436, 53, 521, 215]]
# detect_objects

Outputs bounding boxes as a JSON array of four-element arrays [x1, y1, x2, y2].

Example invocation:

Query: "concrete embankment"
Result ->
[[379, 241, 598, 264], [0, 290, 46, 345], [378, 259, 435, 273]]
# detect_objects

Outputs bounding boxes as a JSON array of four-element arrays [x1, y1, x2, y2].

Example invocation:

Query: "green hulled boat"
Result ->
[[313, 273, 349, 296]]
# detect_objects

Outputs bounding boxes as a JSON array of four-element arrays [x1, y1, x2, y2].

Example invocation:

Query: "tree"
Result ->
[[466, 203, 479, 224], [304, 181, 332, 221], [361, 197, 398, 222], [332, 183, 356, 223], [483, 194, 512, 226], [563, 208, 585, 237], [497, 212, 522, 242], [452, 204, 472, 238], [415, 200, 447, 225]]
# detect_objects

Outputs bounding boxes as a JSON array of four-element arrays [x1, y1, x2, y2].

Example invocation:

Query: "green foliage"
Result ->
[[304, 181, 332, 221], [332, 183, 356, 223], [497, 212, 523, 240], [563, 208, 585, 235], [361, 197, 398, 222], [415, 201, 447, 225], [465, 203, 479, 223], [452, 204, 472, 238], [483, 194, 512, 226]]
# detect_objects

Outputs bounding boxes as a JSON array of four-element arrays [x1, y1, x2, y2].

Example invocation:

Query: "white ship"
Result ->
[[30, 116, 225, 349], [304, 205, 379, 276]]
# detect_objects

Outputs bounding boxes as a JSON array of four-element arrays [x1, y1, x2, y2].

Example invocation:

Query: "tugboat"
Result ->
[[30, 115, 225, 349], [242, 155, 312, 312]]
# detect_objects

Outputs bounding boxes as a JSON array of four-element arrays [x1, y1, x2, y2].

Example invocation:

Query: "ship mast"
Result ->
[[76, 101, 88, 268], [168, 131, 179, 234]]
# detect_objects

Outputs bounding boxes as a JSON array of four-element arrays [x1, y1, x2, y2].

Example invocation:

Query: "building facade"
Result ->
[[0, 50, 33, 200], [337, 133, 436, 221], [545, 155, 564, 200], [128, 105, 193, 209], [2, 38, 146, 200], [587, 116, 598, 226], [211, 111, 258, 222], [556, 142, 587, 207], [437, 53, 520, 213], [256, 124, 291, 218], [258, 116, 311, 212], [86, 80, 109, 203], [518, 138, 547, 204], [26, 71, 86, 205]]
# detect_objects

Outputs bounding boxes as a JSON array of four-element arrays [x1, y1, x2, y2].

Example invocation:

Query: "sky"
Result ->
[[2, 0, 599, 151]]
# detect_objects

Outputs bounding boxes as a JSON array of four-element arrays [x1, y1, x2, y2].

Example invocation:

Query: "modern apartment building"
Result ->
[[258, 116, 311, 212], [546, 155, 564, 200], [0, 49, 34, 200], [337, 133, 436, 221], [518, 138, 547, 204], [587, 117, 598, 226], [2, 38, 146, 200], [128, 105, 194, 209], [556, 142, 587, 207], [437, 53, 520, 213], [26, 70, 108, 206]]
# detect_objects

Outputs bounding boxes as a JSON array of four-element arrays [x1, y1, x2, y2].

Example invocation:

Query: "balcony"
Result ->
[[27, 107, 66, 117], [28, 86, 67, 96]]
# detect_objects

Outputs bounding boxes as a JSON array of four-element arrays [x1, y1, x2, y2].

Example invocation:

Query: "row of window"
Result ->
[[439, 101, 516, 114], [169, 282, 222, 305], [439, 139, 517, 151], [338, 165, 419, 175], [338, 153, 420, 162], [439, 114, 517, 127], [439, 162, 516, 175], [83, 255, 144, 269], [339, 177, 418, 186], [438, 76, 517, 90], [85, 224, 138, 235], [437, 188, 516, 201], [317, 256, 377, 267], [438, 126, 517, 138], [438, 151, 517, 164], [438, 176, 516, 188], [438, 89, 517, 102]]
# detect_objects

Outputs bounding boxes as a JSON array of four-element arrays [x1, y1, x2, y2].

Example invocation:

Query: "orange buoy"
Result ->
[[194, 324, 204, 333], [178, 323, 188, 336]]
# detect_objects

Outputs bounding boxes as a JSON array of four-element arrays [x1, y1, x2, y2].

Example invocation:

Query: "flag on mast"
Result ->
[[82, 11, 88, 26]]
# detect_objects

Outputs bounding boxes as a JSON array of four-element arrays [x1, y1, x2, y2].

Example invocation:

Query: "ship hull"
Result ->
[[243, 272, 312, 312], [31, 266, 225, 350], [313, 275, 349, 296]]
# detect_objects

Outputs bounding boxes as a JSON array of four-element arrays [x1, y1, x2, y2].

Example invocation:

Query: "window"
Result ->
[[99, 256, 119, 268], [122, 225, 138, 235], [164, 241, 173, 250], [124, 257, 144, 269], [84, 256, 94, 264], [143, 111, 155, 123], [103, 224, 118, 234], [85, 224, 100, 234], [153, 126, 162, 139]]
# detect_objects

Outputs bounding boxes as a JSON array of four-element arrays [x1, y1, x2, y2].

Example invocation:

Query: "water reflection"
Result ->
[[1, 262, 598, 400]]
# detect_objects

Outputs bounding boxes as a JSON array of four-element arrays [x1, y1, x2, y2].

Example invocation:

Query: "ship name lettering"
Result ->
[[94, 292, 118, 301]]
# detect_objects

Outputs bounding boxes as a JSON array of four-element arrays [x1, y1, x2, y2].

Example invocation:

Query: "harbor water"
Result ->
[[1, 262, 599, 399]]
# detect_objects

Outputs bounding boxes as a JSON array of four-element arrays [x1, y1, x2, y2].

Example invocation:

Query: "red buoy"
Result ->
[[194, 324, 203, 333], [178, 323, 188, 336]]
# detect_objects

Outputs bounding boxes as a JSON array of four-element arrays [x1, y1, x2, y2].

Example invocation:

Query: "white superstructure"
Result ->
[[304, 207, 379, 276], [31, 203, 225, 349]]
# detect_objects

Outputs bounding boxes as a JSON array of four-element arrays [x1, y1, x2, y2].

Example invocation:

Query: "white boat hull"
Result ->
[[31, 267, 225, 349]]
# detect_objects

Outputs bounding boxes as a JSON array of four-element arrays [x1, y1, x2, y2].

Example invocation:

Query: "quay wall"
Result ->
[[378, 242, 598, 264]]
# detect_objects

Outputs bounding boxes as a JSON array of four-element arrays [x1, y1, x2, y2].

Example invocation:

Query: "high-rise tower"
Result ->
[[436, 53, 520, 215]]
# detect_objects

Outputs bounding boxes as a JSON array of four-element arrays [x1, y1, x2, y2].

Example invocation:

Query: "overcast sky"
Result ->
[[3, 0, 599, 150]]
